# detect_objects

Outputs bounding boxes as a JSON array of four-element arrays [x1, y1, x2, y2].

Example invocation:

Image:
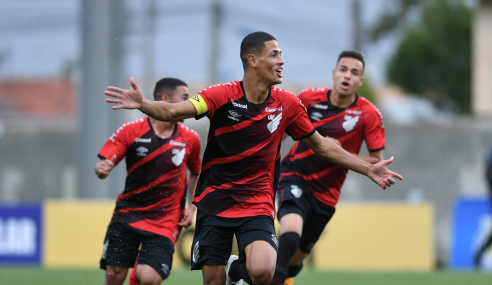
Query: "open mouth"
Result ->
[[341, 82, 350, 89], [276, 68, 283, 77]]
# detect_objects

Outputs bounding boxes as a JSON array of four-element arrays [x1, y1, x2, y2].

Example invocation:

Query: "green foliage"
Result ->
[[357, 75, 378, 104], [386, 0, 472, 113]]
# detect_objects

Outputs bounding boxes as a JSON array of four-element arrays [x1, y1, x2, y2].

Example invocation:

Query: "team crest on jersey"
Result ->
[[267, 112, 282, 133], [136, 146, 148, 156], [342, 115, 359, 132], [172, 148, 186, 166]]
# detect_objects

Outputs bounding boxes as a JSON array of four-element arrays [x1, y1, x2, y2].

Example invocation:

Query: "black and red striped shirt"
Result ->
[[98, 118, 201, 243], [280, 88, 385, 207], [192, 81, 315, 219]]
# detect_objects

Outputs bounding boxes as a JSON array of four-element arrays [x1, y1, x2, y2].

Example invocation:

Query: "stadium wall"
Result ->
[[0, 201, 434, 270]]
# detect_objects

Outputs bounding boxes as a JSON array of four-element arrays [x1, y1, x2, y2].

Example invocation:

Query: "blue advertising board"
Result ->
[[450, 197, 492, 270], [0, 204, 42, 265]]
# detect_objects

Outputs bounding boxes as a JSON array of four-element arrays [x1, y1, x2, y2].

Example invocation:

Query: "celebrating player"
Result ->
[[104, 32, 402, 285], [270, 51, 386, 285], [97, 78, 202, 285]]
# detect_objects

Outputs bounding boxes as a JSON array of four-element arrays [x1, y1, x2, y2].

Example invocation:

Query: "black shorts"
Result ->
[[100, 222, 175, 280], [190, 210, 278, 270], [277, 180, 336, 254]]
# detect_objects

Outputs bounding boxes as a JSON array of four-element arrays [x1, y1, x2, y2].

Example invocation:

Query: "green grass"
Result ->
[[0, 267, 490, 285]]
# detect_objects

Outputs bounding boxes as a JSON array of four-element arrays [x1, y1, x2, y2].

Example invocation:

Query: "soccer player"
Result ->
[[96, 78, 202, 285], [104, 32, 402, 285], [270, 51, 386, 285]]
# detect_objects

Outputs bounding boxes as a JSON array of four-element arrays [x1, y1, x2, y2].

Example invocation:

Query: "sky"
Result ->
[[0, 0, 399, 86]]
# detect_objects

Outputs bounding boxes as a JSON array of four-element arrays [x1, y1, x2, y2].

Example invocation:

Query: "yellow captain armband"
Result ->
[[188, 94, 209, 115]]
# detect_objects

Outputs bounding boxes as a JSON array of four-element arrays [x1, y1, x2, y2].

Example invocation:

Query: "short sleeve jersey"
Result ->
[[98, 118, 201, 244], [279, 88, 385, 207], [189, 81, 314, 219]]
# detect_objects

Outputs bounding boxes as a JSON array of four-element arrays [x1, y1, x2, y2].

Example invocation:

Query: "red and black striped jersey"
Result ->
[[191, 81, 315, 219], [280, 88, 385, 207], [98, 118, 201, 244]]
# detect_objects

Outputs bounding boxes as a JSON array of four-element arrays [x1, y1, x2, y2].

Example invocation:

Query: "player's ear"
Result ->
[[359, 76, 365, 87], [161, 93, 171, 103], [332, 69, 336, 81], [248, 54, 258, 68]]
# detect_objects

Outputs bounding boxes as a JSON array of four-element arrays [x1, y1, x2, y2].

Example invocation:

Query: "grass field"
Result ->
[[0, 268, 491, 285]]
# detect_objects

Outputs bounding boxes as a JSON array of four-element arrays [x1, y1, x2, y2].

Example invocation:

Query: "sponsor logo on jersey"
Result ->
[[232, 101, 247, 109], [342, 115, 359, 132], [265, 106, 282, 113], [268, 114, 275, 120], [267, 113, 282, 133], [291, 185, 302, 198], [228, 110, 242, 121], [170, 140, 186, 147], [271, 234, 279, 247], [313, 104, 328, 110], [310, 112, 323, 122], [135, 137, 151, 143], [172, 148, 186, 166], [346, 109, 362, 115], [192, 241, 200, 263], [136, 146, 148, 156]]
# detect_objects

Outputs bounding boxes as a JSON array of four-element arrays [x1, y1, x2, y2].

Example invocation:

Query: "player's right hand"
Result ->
[[95, 155, 117, 179], [105, 77, 143, 110], [367, 156, 403, 190]]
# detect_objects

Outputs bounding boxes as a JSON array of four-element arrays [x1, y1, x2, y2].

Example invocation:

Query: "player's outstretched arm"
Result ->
[[105, 77, 197, 121], [301, 132, 402, 189]]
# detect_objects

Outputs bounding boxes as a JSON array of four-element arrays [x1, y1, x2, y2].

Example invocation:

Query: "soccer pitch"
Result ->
[[0, 268, 490, 285]]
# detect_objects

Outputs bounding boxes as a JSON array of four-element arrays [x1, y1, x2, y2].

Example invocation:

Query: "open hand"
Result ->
[[105, 77, 143, 110], [368, 156, 403, 189], [95, 155, 117, 179], [178, 204, 196, 228]]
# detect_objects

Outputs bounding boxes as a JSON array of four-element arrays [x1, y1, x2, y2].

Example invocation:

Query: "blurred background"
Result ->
[[1, 0, 492, 284]]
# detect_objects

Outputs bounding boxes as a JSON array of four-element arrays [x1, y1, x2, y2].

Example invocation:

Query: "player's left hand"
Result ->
[[178, 204, 196, 228], [367, 156, 403, 190]]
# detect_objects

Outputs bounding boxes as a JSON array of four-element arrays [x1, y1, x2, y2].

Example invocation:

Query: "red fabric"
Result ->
[[193, 81, 315, 219], [98, 119, 201, 243], [280, 88, 385, 207]]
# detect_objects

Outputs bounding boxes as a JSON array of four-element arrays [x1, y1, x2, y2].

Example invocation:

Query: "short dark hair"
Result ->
[[153, 78, 187, 101], [240, 31, 277, 70], [337, 50, 365, 71]]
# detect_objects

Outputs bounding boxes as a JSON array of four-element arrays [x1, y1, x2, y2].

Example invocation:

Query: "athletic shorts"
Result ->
[[277, 180, 336, 254], [99, 222, 175, 279], [190, 209, 278, 270]]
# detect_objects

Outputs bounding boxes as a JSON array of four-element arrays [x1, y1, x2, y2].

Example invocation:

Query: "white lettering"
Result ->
[[135, 137, 151, 143], [265, 106, 283, 113], [232, 101, 248, 109], [313, 104, 328, 110], [0, 218, 37, 256], [170, 140, 186, 147]]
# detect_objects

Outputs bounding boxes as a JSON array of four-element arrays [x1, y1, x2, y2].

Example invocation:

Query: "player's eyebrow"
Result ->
[[340, 65, 360, 72], [271, 49, 281, 55]]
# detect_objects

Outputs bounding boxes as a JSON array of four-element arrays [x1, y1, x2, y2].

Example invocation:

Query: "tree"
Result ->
[[384, 0, 473, 113]]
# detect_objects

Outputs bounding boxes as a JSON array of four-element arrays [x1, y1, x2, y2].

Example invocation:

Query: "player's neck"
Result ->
[[330, 89, 356, 108], [149, 118, 175, 139], [242, 73, 272, 104]]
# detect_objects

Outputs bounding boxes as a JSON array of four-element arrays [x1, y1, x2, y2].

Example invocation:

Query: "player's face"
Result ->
[[257, 40, 284, 85], [332, 57, 364, 96], [169, 86, 190, 104]]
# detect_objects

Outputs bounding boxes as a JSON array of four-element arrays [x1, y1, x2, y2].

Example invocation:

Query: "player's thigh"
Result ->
[[279, 212, 303, 235], [244, 240, 277, 275], [137, 234, 174, 281], [236, 215, 277, 270], [298, 199, 336, 254], [103, 222, 141, 268], [135, 264, 162, 285], [190, 210, 235, 271], [277, 181, 310, 235]]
